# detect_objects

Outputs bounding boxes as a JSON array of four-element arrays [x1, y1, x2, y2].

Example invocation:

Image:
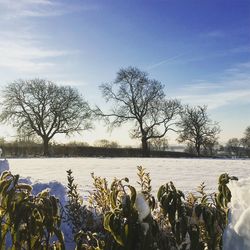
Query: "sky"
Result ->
[[0, 0, 249, 146]]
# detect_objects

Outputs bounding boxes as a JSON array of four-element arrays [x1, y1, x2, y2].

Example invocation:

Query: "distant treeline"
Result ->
[[0, 142, 194, 158]]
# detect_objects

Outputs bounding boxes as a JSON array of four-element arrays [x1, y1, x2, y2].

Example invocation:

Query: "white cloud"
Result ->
[[0, 0, 58, 19], [0, 30, 75, 73], [176, 61, 250, 109], [0, 1, 85, 75], [181, 82, 223, 92], [18, 9, 65, 18], [57, 80, 89, 87], [155, 45, 250, 68], [179, 89, 250, 109], [0, 0, 99, 19]]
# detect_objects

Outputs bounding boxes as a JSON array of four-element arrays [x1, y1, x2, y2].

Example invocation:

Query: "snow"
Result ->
[[223, 177, 250, 250], [7, 158, 250, 196], [32, 181, 67, 206], [0, 159, 9, 173], [2, 157, 250, 249], [135, 193, 151, 222]]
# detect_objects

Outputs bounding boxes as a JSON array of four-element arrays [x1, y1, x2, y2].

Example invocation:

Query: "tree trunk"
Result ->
[[196, 143, 201, 157], [141, 136, 150, 157], [43, 137, 50, 156]]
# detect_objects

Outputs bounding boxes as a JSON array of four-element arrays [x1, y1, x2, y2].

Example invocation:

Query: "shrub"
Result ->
[[0, 167, 237, 250], [65, 167, 237, 250], [65, 170, 94, 234], [0, 171, 65, 249]]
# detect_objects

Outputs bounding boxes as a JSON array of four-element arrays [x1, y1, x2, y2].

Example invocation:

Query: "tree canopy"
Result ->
[[177, 105, 220, 156], [241, 126, 250, 148], [149, 137, 168, 151], [1, 79, 92, 155], [97, 67, 181, 156], [226, 138, 242, 157], [94, 139, 120, 148]]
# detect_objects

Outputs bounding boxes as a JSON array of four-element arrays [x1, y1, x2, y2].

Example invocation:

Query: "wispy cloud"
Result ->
[[0, 0, 57, 19], [0, 30, 76, 73], [0, 0, 99, 19], [0, 0, 88, 75], [145, 44, 250, 71], [230, 46, 250, 54], [175, 45, 250, 65], [176, 61, 250, 109], [181, 82, 223, 92], [179, 89, 250, 109], [56, 79, 89, 87]]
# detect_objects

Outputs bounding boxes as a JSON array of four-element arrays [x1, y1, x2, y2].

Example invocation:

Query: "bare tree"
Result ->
[[240, 126, 250, 157], [202, 138, 219, 157], [149, 137, 168, 151], [241, 126, 250, 148], [1, 79, 92, 156], [96, 67, 181, 156], [226, 138, 242, 157], [94, 139, 120, 148], [177, 105, 220, 157]]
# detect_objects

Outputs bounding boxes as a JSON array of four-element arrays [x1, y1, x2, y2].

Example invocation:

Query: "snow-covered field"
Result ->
[[7, 157, 250, 194], [2, 157, 250, 249]]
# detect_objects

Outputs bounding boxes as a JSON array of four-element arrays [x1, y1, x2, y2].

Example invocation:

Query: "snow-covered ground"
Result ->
[[2, 157, 250, 249], [7, 157, 250, 195]]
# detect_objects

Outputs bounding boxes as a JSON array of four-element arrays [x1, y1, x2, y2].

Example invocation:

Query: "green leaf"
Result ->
[[53, 226, 65, 250], [112, 233, 124, 246], [110, 191, 118, 209], [0, 223, 9, 248], [157, 185, 165, 201], [230, 176, 238, 181], [31, 236, 40, 249], [0, 171, 12, 181], [50, 196, 59, 216], [216, 192, 223, 208], [178, 190, 185, 199], [128, 185, 136, 207], [124, 223, 129, 238], [16, 184, 32, 193], [103, 212, 113, 232], [0, 179, 12, 196]]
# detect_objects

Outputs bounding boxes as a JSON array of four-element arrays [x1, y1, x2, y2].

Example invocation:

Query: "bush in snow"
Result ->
[[65, 170, 95, 236], [80, 167, 237, 250], [0, 171, 65, 249], [0, 166, 238, 250]]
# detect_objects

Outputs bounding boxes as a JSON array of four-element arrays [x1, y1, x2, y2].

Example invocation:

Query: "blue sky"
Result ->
[[0, 0, 249, 146]]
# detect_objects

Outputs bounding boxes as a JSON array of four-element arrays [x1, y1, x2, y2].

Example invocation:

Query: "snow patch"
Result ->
[[0, 159, 9, 173], [135, 193, 150, 222], [223, 178, 250, 250], [32, 181, 67, 206]]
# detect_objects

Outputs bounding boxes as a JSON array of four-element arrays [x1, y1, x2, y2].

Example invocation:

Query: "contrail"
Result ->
[[146, 53, 186, 70]]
